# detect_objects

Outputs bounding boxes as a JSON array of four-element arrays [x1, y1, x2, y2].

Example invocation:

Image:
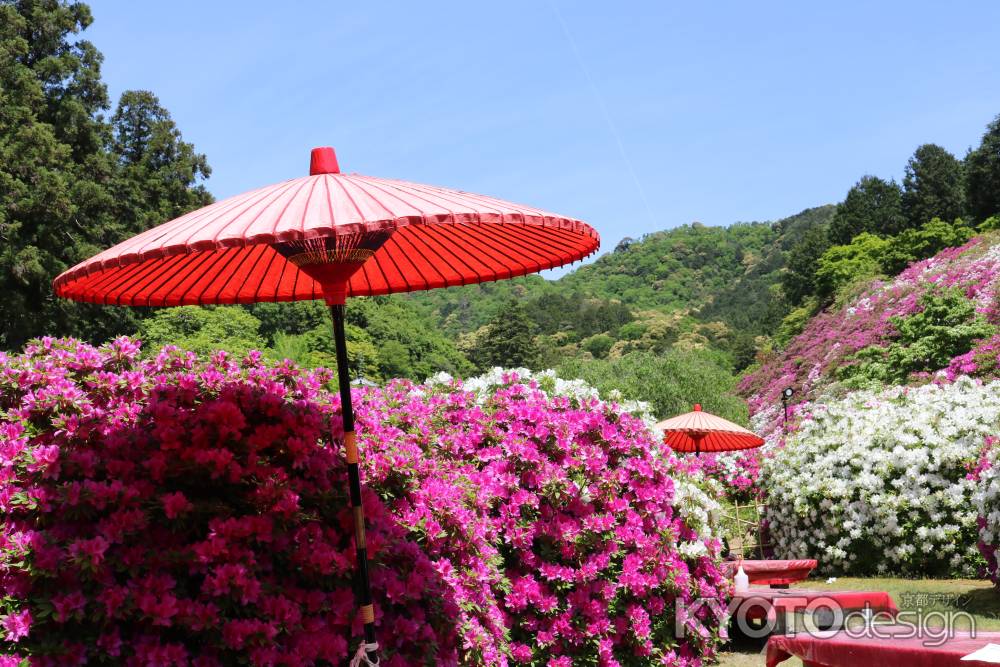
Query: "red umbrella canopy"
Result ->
[[53, 147, 600, 306], [654, 404, 764, 454]]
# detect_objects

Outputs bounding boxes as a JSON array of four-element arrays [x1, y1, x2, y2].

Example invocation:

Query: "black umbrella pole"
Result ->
[[330, 304, 379, 665]]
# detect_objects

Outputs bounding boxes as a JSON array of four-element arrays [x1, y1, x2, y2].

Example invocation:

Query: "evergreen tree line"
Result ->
[[783, 119, 1000, 309], [1, 0, 212, 349]]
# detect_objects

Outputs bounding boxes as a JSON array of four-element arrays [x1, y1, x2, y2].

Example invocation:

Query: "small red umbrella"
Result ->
[[54, 147, 599, 664], [655, 404, 764, 456]]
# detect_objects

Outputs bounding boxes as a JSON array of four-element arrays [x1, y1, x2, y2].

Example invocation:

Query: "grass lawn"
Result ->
[[713, 576, 1000, 666]]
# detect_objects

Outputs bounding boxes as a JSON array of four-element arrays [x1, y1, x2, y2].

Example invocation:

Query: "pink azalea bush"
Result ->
[[0, 339, 728, 666], [971, 436, 1000, 585], [0, 338, 465, 666], [945, 333, 1000, 382], [672, 452, 763, 504]]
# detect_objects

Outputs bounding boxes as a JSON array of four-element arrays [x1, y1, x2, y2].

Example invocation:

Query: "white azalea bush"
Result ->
[[428, 366, 658, 427], [764, 377, 1000, 576]]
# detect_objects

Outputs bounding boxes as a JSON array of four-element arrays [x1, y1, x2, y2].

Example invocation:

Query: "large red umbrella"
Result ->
[[655, 404, 764, 456], [54, 147, 599, 665]]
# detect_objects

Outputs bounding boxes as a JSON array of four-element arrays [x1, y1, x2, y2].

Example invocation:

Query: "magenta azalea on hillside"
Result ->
[[0, 339, 728, 666], [742, 235, 1000, 443]]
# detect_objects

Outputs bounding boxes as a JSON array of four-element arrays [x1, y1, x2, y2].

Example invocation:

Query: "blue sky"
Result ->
[[85, 1, 1000, 275]]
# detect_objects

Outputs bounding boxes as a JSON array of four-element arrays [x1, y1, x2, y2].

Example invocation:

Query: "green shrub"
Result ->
[[840, 288, 996, 386]]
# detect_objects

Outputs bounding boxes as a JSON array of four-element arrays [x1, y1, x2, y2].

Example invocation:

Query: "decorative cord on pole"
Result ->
[[349, 642, 380, 667]]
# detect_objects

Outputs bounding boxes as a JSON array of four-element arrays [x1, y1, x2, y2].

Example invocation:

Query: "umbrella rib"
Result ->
[[187, 248, 240, 305], [148, 181, 287, 255], [420, 223, 488, 284], [356, 175, 450, 222], [376, 176, 505, 216], [271, 254, 296, 302], [117, 254, 186, 306], [402, 177, 568, 223], [487, 224, 553, 269], [294, 176, 321, 239], [369, 236, 412, 294], [384, 177, 504, 221], [392, 226, 449, 288], [408, 224, 476, 286], [343, 174, 411, 222], [251, 248, 281, 303], [329, 174, 371, 229], [440, 223, 514, 281], [458, 223, 524, 279], [500, 224, 571, 270], [208, 247, 260, 303], [350, 260, 375, 297], [455, 185, 554, 218], [75, 262, 138, 303], [147, 250, 220, 306], [366, 245, 395, 291], [204, 179, 300, 247], [318, 175, 335, 237], [227, 245, 270, 304], [142, 257, 189, 307], [465, 223, 533, 276], [105, 259, 163, 306], [260, 177, 317, 242]]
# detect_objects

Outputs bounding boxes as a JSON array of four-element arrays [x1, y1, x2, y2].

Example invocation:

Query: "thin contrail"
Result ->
[[549, 0, 658, 230]]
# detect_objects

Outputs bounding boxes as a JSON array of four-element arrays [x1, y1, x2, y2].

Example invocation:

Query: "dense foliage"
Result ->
[[463, 301, 541, 372], [0, 339, 729, 666], [840, 288, 995, 387], [827, 175, 906, 245], [902, 144, 967, 230], [0, 0, 210, 349], [408, 207, 836, 374], [557, 349, 748, 426], [135, 300, 473, 385], [966, 115, 1000, 223], [764, 378, 998, 577]]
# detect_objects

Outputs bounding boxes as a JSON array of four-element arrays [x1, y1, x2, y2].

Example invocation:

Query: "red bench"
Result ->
[[767, 622, 1000, 666], [722, 559, 818, 586], [732, 587, 898, 634]]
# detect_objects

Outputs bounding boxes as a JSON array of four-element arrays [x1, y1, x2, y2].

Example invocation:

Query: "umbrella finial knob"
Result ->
[[310, 147, 340, 175], [694, 403, 702, 411]]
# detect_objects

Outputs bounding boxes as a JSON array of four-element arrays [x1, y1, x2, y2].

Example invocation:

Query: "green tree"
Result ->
[[878, 217, 974, 275], [558, 349, 748, 424], [109, 90, 211, 232], [581, 333, 614, 359], [0, 1, 209, 349], [782, 224, 830, 305], [253, 297, 472, 380], [901, 144, 966, 229], [966, 114, 1000, 222], [828, 176, 906, 245], [138, 306, 265, 357], [814, 233, 891, 299], [473, 300, 540, 370]]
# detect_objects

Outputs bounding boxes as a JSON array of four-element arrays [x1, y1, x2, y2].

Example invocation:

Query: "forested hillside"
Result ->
[[406, 206, 835, 370]]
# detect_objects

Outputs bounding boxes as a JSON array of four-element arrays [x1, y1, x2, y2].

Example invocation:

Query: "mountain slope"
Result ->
[[404, 205, 835, 366]]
